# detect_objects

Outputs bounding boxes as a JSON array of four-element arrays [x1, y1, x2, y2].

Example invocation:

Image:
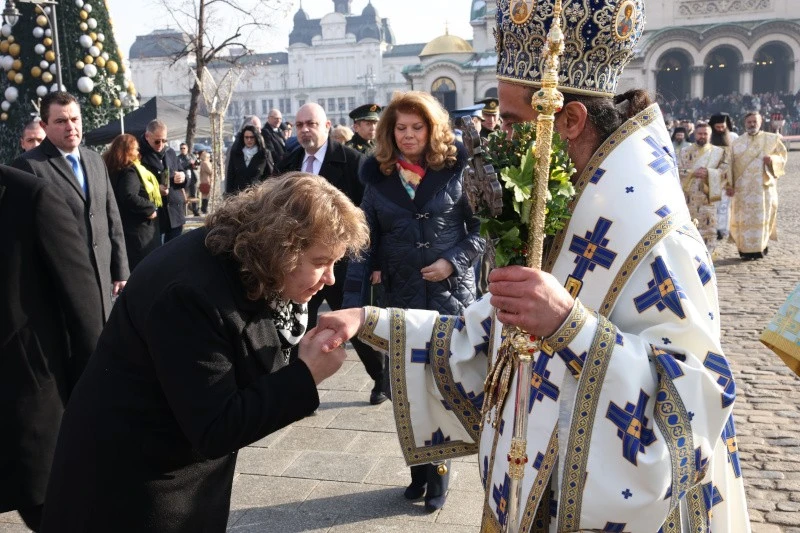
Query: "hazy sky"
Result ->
[[106, 0, 476, 60]]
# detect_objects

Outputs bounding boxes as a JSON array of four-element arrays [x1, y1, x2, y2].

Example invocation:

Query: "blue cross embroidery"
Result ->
[[625, 186, 634, 193], [603, 523, 630, 533], [474, 317, 492, 358], [590, 168, 606, 184], [709, 312, 714, 320], [702, 482, 724, 520], [424, 428, 450, 446], [695, 256, 712, 286], [722, 416, 742, 478], [653, 347, 685, 379], [662, 337, 672, 345], [644, 135, 678, 175], [411, 342, 431, 364], [607, 390, 657, 465], [621, 489, 632, 499], [656, 205, 672, 218], [703, 352, 735, 408], [557, 347, 587, 377], [455, 381, 485, 412], [529, 353, 560, 413], [568, 217, 617, 281], [482, 456, 489, 488], [493, 473, 511, 527], [633, 256, 688, 319], [695, 447, 710, 484]]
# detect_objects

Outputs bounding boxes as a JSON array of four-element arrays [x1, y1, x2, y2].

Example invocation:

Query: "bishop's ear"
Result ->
[[556, 101, 589, 142]]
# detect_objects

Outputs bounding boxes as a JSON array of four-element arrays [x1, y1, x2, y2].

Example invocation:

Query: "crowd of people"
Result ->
[[2, 0, 795, 529], [659, 90, 800, 135]]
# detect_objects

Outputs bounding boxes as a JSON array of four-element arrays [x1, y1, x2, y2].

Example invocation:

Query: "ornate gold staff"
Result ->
[[481, 2, 566, 531]]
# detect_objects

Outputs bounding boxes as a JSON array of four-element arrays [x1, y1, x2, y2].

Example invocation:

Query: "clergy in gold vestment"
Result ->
[[678, 122, 728, 254], [729, 111, 787, 260]]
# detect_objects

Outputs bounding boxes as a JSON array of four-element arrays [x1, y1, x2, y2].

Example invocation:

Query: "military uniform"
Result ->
[[345, 103, 381, 156], [476, 97, 500, 139]]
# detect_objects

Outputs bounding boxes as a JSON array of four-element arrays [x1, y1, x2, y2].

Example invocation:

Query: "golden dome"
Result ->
[[419, 30, 474, 57]]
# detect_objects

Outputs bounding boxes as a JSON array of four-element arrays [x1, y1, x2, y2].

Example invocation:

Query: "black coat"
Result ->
[[11, 137, 129, 319], [343, 145, 484, 314], [40, 229, 320, 532], [225, 147, 274, 194], [0, 166, 104, 512], [276, 138, 365, 206], [138, 136, 186, 231], [261, 126, 285, 164], [109, 165, 161, 271]]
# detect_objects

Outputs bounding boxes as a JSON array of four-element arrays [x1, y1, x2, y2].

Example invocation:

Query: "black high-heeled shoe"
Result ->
[[424, 460, 450, 512], [404, 464, 427, 499]]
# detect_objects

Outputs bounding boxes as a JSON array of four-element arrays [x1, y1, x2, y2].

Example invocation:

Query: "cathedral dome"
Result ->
[[419, 31, 474, 57]]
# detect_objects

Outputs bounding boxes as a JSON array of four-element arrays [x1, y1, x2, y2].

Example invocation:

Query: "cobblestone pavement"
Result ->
[[1, 154, 797, 533]]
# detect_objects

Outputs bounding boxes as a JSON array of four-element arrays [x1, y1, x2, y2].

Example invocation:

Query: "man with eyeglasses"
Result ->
[[276, 103, 388, 405], [139, 119, 186, 243]]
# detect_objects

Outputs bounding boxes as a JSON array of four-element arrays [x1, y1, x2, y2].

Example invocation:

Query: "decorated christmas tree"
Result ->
[[0, 0, 136, 162]]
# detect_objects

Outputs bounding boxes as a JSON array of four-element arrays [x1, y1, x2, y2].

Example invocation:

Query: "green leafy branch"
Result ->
[[480, 123, 576, 267]]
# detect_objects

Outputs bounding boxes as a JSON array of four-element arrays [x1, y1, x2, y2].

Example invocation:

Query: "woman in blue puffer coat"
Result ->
[[343, 90, 484, 512]]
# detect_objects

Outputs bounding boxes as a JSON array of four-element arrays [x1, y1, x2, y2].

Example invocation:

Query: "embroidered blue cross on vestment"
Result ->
[[529, 352, 560, 413], [569, 217, 617, 281], [634, 256, 687, 319], [607, 390, 657, 465], [644, 135, 678, 175], [703, 352, 735, 408]]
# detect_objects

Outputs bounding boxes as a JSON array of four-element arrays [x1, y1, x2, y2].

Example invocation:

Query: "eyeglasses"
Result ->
[[295, 121, 319, 130], [152, 139, 167, 145], [243, 135, 256, 140]]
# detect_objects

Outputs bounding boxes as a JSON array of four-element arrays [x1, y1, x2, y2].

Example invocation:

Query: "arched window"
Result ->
[[704, 46, 741, 97], [431, 77, 457, 111], [753, 42, 793, 94], [656, 51, 691, 101]]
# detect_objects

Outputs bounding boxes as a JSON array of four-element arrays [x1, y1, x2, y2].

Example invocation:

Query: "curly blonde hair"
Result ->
[[374, 91, 457, 176], [204, 172, 369, 300]]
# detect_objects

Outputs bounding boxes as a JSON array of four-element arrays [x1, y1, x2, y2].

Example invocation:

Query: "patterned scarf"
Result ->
[[396, 157, 426, 199], [268, 297, 308, 363]]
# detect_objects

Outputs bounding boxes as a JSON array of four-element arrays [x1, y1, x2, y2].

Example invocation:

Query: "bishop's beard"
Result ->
[[710, 130, 730, 147]]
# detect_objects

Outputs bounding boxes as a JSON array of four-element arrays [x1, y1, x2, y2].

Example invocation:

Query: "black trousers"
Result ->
[[307, 261, 385, 383]]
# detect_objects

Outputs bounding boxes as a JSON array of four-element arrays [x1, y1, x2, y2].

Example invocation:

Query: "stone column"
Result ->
[[739, 62, 755, 95], [650, 68, 659, 94], [691, 65, 705, 99]]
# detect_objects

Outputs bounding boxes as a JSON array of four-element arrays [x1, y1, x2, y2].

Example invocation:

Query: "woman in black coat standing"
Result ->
[[104, 133, 162, 271], [225, 124, 274, 195], [40, 173, 370, 533], [343, 90, 484, 512]]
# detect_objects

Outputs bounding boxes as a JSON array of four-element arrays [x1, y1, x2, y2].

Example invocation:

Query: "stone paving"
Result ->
[[1, 154, 797, 532]]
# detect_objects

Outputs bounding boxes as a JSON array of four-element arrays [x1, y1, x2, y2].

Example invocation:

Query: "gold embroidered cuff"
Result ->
[[358, 305, 389, 352], [543, 299, 590, 353]]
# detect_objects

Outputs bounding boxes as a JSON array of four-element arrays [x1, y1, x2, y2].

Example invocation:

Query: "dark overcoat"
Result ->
[[138, 136, 186, 232], [275, 138, 365, 206], [12, 137, 129, 319], [40, 229, 320, 533], [343, 145, 484, 314], [109, 165, 161, 271], [225, 147, 274, 194], [0, 166, 104, 512]]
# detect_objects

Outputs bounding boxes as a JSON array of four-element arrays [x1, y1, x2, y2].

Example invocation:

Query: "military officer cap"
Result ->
[[349, 103, 382, 122], [476, 97, 500, 116]]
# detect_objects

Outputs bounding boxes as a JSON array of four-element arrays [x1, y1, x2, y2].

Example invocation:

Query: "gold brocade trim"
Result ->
[[358, 306, 390, 352], [687, 484, 709, 533], [519, 429, 558, 533], [760, 330, 800, 376], [652, 349, 696, 513], [557, 315, 618, 532], [389, 308, 478, 466], [543, 105, 664, 276], [496, 75, 615, 98], [481, 501, 502, 533], [598, 212, 687, 317], [660, 504, 682, 533], [543, 299, 589, 353], [430, 317, 483, 442]]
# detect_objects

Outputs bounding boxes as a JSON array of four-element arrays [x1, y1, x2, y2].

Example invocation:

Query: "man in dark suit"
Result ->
[[12, 91, 128, 319], [261, 108, 286, 166], [0, 165, 104, 531], [276, 103, 387, 404], [138, 119, 187, 243]]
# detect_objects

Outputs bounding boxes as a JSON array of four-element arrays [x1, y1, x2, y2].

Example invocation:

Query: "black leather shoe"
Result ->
[[405, 464, 427, 500], [370, 391, 389, 405], [424, 461, 450, 512]]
